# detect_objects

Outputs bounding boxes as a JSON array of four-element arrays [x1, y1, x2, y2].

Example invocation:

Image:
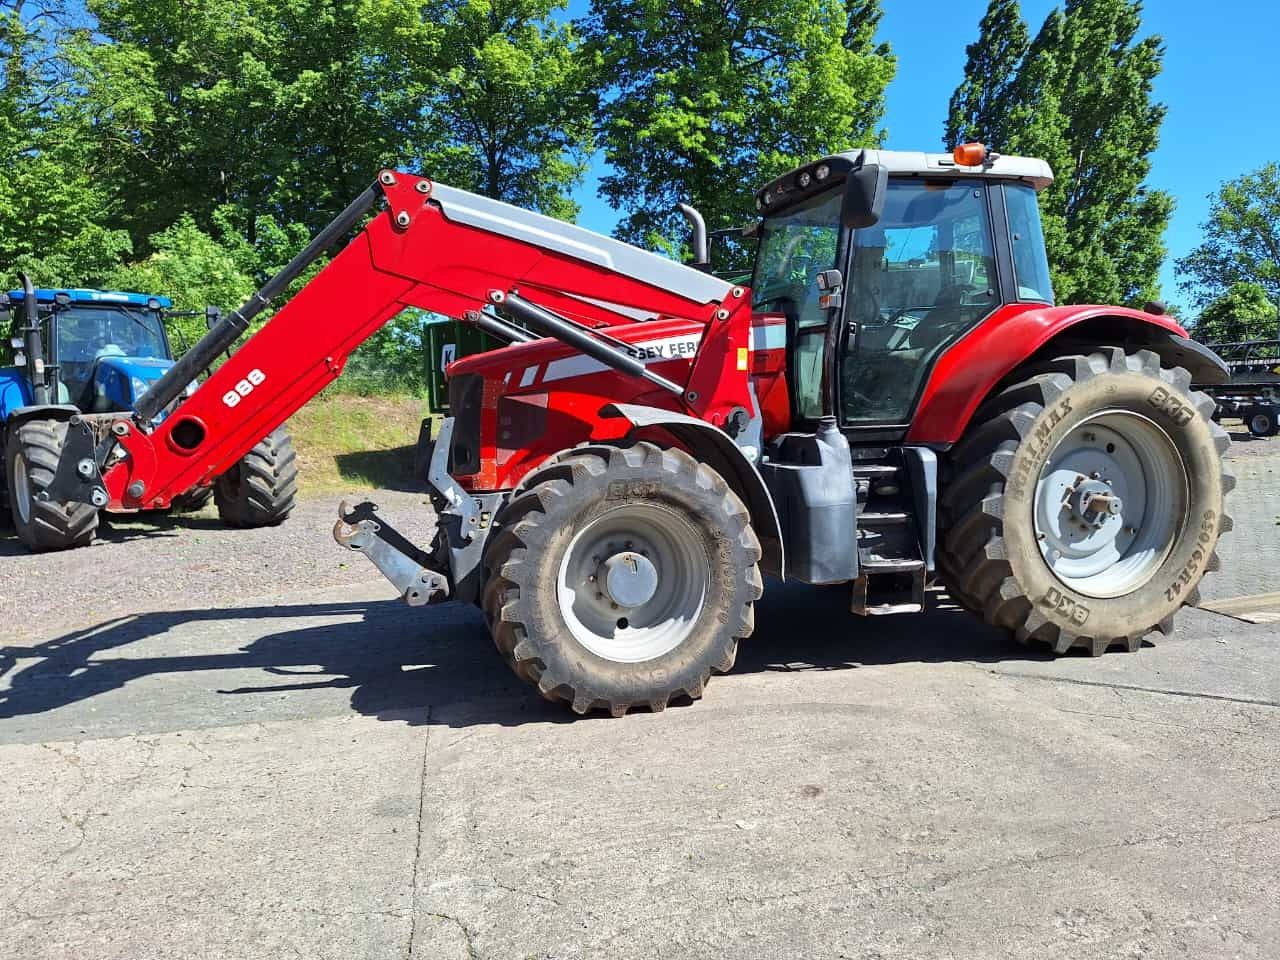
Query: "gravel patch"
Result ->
[[0, 488, 437, 638]]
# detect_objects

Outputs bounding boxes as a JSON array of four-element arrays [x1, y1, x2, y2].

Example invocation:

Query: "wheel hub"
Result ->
[[1033, 411, 1187, 598], [1063, 476, 1124, 529], [598, 551, 659, 608], [13, 451, 32, 525], [556, 505, 708, 664]]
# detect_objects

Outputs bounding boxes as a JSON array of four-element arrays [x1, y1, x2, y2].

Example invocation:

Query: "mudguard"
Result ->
[[602, 402, 785, 578], [907, 304, 1227, 445]]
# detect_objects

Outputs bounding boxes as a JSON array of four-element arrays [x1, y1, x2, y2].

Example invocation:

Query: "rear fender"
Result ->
[[907, 304, 1207, 445], [603, 402, 784, 578]]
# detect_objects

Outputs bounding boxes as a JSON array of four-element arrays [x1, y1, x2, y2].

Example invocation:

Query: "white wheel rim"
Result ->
[[13, 451, 32, 525], [556, 504, 708, 663], [1033, 410, 1188, 599]]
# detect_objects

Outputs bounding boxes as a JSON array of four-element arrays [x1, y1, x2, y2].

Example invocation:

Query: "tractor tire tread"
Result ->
[[482, 441, 761, 716], [936, 348, 1232, 655]]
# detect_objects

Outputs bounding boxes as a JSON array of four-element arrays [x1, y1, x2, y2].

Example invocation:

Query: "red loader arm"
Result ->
[[103, 172, 755, 509]]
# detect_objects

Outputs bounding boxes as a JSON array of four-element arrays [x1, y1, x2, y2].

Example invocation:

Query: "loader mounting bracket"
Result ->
[[43, 415, 109, 509]]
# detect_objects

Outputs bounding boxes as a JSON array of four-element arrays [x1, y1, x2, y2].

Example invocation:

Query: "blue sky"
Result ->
[[570, 1, 1280, 311]]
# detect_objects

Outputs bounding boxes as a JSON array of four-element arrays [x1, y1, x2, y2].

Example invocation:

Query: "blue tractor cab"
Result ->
[[0, 287, 189, 422]]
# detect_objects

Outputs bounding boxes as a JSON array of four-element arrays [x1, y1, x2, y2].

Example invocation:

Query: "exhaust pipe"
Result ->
[[677, 203, 709, 270], [17, 273, 49, 405]]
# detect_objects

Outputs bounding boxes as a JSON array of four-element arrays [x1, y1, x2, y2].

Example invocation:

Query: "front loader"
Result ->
[[15, 145, 1234, 715]]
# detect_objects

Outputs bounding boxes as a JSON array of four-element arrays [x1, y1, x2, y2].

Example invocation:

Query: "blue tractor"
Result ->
[[1, 275, 297, 549]]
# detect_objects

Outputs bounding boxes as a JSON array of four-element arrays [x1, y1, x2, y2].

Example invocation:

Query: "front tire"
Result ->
[[4, 420, 99, 551], [482, 442, 763, 716], [938, 348, 1233, 655], [214, 427, 298, 528]]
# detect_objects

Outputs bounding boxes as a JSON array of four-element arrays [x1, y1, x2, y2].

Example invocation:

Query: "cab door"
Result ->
[[837, 179, 1001, 431]]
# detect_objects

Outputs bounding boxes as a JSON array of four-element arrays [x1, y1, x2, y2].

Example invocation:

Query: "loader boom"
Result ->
[[100, 171, 755, 510]]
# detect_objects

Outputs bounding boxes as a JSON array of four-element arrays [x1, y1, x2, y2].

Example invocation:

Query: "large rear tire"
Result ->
[[4, 420, 99, 551], [481, 442, 763, 716], [214, 427, 298, 528], [938, 348, 1233, 655]]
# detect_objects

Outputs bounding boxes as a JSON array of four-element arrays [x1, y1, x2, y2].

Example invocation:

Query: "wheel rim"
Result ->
[[557, 504, 708, 663], [1250, 412, 1271, 436], [1033, 410, 1188, 599], [12, 451, 32, 525]]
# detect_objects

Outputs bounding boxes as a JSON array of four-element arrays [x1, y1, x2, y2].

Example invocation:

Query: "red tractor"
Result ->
[[13, 145, 1233, 715]]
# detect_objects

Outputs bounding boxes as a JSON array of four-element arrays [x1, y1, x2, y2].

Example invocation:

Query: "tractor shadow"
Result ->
[[0, 580, 1060, 733], [333, 445, 424, 494]]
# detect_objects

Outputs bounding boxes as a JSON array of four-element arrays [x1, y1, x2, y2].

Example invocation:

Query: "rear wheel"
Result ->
[[4, 420, 99, 551], [481, 442, 763, 715], [170, 484, 213, 513], [938, 348, 1233, 655], [214, 427, 298, 527], [1246, 405, 1278, 438]]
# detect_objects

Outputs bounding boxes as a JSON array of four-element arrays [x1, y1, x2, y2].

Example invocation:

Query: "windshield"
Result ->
[[55, 306, 168, 362], [1005, 184, 1054, 303], [54, 306, 169, 406], [841, 179, 998, 423], [752, 188, 843, 419]]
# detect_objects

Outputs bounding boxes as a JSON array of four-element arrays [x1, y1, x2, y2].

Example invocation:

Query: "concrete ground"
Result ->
[[1, 435, 1278, 959]]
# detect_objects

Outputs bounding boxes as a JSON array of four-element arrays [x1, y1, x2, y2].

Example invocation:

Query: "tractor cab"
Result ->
[[751, 146, 1055, 437], [1, 288, 183, 418]]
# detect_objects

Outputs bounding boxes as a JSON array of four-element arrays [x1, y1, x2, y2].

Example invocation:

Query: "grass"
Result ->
[[287, 392, 429, 497]]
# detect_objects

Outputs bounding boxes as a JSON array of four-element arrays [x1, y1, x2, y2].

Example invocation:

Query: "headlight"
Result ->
[[798, 171, 812, 188], [815, 163, 830, 181], [131, 376, 150, 399]]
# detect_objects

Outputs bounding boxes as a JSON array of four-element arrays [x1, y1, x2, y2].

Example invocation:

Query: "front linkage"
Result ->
[[333, 416, 502, 607]]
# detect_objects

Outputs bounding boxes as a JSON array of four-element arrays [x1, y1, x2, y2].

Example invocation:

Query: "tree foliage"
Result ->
[[946, 0, 1172, 306], [584, 0, 895, 257], [945, 0, 1028, 149], [1190, 281, 1278, 345], [1177, 163, 1280, 311]]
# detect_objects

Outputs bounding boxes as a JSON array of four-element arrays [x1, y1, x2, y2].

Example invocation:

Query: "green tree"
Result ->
[[422, 0, 596, 220], [945, 0, 1029, 148], [584, 0, 896, 256], [105, 214, 256, 349], [1177, 163, 1280, 310], [77, 0, 440, 263], [1190, 281, 1278, 345], [0, 1, 131, 285], [946, 0, 1172, 306]]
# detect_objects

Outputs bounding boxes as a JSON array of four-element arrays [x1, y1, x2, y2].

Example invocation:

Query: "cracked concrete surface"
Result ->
[[1, 443, 1278, 958]]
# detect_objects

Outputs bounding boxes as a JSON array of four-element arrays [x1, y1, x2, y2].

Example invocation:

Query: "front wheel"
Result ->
[[938, 348, 1233, 655], [4, 420, 99, 551], [481, 442, 763, 715]]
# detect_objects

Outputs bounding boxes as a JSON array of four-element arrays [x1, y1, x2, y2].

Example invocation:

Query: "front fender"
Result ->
[[603, 402, 784, 579], [907, 304, 1203, 445], [4, 404, 81, 435]]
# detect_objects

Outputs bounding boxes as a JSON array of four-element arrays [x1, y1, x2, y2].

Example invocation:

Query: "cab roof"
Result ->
[[3, 288, 172, 309], [756, 148, 1054, 216]]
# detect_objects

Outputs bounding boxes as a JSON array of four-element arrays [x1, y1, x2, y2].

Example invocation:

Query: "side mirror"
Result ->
[[842, 163, 887, 229]]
